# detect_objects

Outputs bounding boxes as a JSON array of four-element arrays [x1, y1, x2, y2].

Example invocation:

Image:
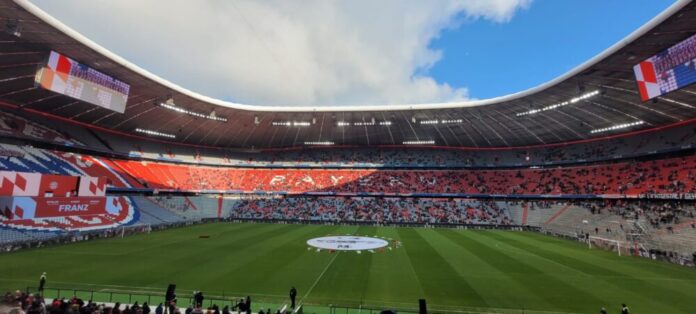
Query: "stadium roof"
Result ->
[[0, 0, 695, 149]]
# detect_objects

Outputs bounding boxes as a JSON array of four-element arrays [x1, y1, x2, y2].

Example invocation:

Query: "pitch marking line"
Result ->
[[301, 250, 340, 302]]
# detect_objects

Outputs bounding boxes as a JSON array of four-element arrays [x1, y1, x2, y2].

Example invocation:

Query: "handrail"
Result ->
[[27, 287, 581, 314], [28, 287, 242, 309]]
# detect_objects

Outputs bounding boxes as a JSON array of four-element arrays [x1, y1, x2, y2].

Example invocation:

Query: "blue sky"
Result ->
[[33, 0, 678, 106], [428, 0, 676, 99]]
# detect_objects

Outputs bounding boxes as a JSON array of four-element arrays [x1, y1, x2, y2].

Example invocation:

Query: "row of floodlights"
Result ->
[[135, 128, 176, 139], [304, 141, 335, 145], [275, 119, 462, 127], [160, 90, 603, 127], [272, 121, 311, 126], [402, 140, 435, 145], [516, 90, 600, 116], [134, 126, 438, 145], [273, 120, 394, 127], [303, 140, 435, 146], [420, 119, 463, 125], [160, 102, 227, 122], [274, 118, 464, 127], [590, 120, 644, 134], [338, 121, 393, 126]]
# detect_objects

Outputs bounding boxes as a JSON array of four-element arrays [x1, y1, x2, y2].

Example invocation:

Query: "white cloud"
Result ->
[[31, 0, 531, 106]]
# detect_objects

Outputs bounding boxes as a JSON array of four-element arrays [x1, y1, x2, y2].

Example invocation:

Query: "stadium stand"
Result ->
[[2, 142, 693, 196], [226, 197, 511, 224], [130, 196, 186, 224], [2, 113, 695, 264], [0, 112, 83, 147], [507, 199, 696, 258], [3, 0, 696, 312], [86, 118, 696, 168], [148, 195, 224, 220], [1, 110, 695, 169], [105, 155, 696, 195]]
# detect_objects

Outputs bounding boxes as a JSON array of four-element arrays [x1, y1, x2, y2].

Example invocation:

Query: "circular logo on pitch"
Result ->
[[307, 236, 399, 253]]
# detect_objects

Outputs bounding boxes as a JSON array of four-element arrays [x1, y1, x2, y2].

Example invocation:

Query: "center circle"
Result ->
[[307, 236, 389, 251]]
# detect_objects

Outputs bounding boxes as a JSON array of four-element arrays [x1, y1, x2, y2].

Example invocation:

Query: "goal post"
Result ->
[[588, 236, 622, 256]]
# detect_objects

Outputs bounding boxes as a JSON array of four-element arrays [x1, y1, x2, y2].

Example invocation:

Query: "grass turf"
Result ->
[[2, 222, 696, 313]]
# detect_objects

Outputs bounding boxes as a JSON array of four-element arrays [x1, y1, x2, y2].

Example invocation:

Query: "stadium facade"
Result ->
[[1, 0, 696, 313], [0, 0, 694, 149]]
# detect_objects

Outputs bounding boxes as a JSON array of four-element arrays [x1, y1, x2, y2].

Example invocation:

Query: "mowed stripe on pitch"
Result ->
[[457, 230, 609, 313], [302, 225, 372, 304], [2, 223, 270, 292], [258, 225, 346, 300], [492, 231, 696, 312], [432, 229, 555, 310], [513, 230, 696, 308], [398, 228, 488, 307], [124, 223, 295, 288], [513, 231, 696, 280], [480, 231, 691, 313], [4, 223, 696, 313], [361, 227, 425, 307], [190, 224, 335, 294]]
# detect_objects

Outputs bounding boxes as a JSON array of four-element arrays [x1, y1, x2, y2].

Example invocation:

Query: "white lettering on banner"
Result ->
[[637, 193, 696, 200], [300, 175, 315, 185], [270, 175, 286, 185], [330, 175, 343, 186], [58, 204, 89, 212]]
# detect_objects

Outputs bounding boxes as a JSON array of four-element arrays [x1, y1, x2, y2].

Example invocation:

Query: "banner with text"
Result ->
[[1, 197, 107, 220]]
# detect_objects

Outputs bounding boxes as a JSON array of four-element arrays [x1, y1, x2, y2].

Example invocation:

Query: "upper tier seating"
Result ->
[[108, 155, 696, 196], [1, 143, 694, 196], [0, 111, 83, 146]]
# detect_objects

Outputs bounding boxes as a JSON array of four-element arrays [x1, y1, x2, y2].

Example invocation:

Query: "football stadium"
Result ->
[[1, 0, 696, 313]]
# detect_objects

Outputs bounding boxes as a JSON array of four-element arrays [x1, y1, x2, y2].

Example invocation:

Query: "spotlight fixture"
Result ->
[[590, 121, 644, 134], [403, 140, 435, 145]]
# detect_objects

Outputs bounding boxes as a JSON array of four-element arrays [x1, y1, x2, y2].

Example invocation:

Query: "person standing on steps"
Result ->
[[289, 287, 297, 309], [38, 272, 46, 296]]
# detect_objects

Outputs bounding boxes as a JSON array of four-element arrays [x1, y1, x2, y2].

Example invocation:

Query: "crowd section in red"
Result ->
[[1, 136, 695, 196], [108, 156, 696, 196], [1, 111, 694, 196]]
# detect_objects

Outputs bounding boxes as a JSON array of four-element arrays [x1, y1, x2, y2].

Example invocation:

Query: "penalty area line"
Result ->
[[300, 251, 340, 303]]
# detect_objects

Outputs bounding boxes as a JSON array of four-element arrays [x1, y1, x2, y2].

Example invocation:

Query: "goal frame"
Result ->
[[588, 236, 622, 256]]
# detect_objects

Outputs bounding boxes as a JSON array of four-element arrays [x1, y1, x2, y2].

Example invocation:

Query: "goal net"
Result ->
[[588, 236, 624, 256]]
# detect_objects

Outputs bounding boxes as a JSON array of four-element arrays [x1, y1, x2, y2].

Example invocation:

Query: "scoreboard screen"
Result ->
[[634, 33, 696, 101], [34, 51, 130, 113]]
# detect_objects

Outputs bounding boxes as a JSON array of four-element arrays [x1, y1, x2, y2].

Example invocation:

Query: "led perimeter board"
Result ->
[[634, 33, 696, 101], [34, 51, 130, 113]]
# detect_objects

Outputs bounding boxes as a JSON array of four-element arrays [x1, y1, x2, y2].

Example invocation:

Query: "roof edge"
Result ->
[[13, 0, 693, 112]]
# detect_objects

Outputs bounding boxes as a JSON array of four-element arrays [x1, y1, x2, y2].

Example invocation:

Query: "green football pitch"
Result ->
[[2, 222, 696, 313]]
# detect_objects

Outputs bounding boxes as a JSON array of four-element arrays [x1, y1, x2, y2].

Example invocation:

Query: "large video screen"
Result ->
[[634, 33, 696, 101], [34, 51, 130, 113]]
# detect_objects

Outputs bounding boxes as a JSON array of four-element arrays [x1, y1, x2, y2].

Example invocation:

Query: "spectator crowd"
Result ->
[[228, 197, 511, 225]]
